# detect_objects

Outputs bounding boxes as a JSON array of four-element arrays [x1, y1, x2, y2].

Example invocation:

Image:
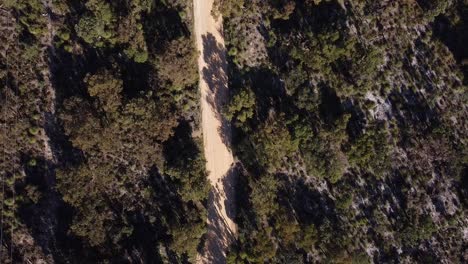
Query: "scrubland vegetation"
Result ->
[[1, 0, 207, 262], [0, 0, 467, 263], [217, 0, 468, 263]]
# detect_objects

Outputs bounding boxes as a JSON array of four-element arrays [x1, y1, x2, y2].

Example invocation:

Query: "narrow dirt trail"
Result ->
[[193, 0, 237, 263]]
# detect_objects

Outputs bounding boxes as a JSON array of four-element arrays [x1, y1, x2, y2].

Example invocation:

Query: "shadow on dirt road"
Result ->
[[202, 33, 233, 150]]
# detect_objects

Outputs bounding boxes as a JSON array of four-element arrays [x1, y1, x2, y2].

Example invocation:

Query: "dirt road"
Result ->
[[193, 0, 237, 263]]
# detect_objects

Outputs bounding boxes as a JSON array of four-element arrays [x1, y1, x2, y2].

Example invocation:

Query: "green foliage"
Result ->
[[290, 30, 356, 75], [250, 114, 298, 172], [27, 158, 37, 167], [335, 193, 353, 210], [271, 1, 296, 20], [76, 0, 117, 47], [56, 164, 119, 246], [20, 44, 41, 63], [297, 224, 318, 251], [118, 4, 149, 63], [51, 0, 70, 15], [28, 126, 40, 136], [1, 0, 210, 261], [273, 210, 300, 246], [422, 0, 451, 21], [57, 65, 187, 249], [166, 154, 210, 202], [155, 37, 198, 90], [224, 88, 256, 128], [129, 0, 153, 14], [85, 70, 123, 113], [244, 227, 277, 262], [76, 16, 111, 47], [347, 47, 385, 95], [250, 175, 279, 219], [213, 0, 245, 19], [132, 50, 149, 63], [60, 97, 102, 152], [57, 28, 70, 41], [298, 115, 350, 183], [400, 214, 437, 247], [217, 1, 468, 261], [170, 221, 206, 261], [11, 0, 47, 35], [346, 124, 392, 178], [2, 0, 466, 262], [54, 26, 73, 52], [61, 92, 177, 164]]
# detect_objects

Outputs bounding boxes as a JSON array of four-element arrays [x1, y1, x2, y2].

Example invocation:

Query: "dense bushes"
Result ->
[[155, 37, 198, 91], [345, 124, 393, 177], [1, 0, 210, 262], [221, 0, 467, 262], [224, 88, 256, 128], [7, 0, 47, 35], [67, 0, 151, 62]]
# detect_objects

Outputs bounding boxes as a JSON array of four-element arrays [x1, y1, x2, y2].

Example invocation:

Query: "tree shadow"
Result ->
[[432, 11, 468, 85], [201, 164, 239, 263], [18, 156, 103, 264], [201, 33, 232, 149]]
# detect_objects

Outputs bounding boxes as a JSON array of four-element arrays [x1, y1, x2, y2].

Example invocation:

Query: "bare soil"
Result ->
[[193, 0, 237, 263]]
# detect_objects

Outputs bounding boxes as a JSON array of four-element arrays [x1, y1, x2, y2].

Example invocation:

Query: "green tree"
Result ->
[[155, 37, 198, 91], [224, 88, 256, 128], [251, 114, 298, 172], [85, 70, 123, 113], [299, 115, 349, 183], [75, 0, 117, 47], [297, 224, 318, 252], [213, 0, 245, 18], [56, 164, 118, 246], [346, 124, 392, 178], [170, 221, 206, 261], [166, 154, 210, 202], [250, 175, 279, 219]]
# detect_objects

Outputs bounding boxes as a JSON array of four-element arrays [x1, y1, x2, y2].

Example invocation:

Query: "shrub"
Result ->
[[251, 114, 298, 172], [27, 158, 37, 167], [224, 88, 256, 128], [28, 126, 40, 136], [346, 124, 392, 178]]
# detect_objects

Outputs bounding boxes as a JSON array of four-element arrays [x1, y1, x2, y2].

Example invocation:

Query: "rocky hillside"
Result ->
[[217, 0, 467, 263], [0, 0, 467, 263]]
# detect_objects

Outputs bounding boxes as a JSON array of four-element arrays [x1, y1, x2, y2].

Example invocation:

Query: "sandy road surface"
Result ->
[[193, 0, 237, 263]]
